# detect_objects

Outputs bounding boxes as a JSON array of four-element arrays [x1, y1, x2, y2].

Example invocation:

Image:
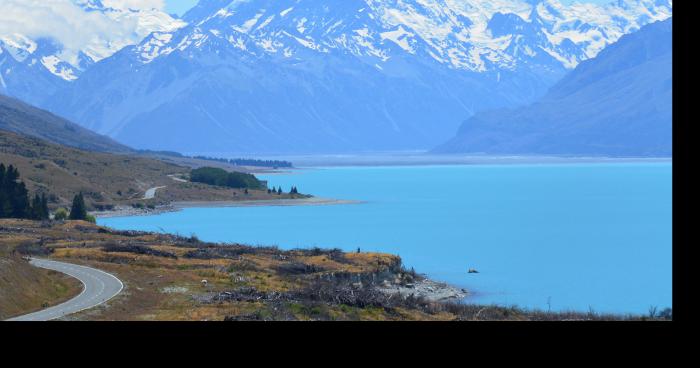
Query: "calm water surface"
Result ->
[[100, 163, 672, 314]]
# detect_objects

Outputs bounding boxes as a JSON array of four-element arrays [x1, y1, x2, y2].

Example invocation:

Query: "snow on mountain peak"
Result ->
[[133, 0, 671, 73], [0, 0, 185, 81]]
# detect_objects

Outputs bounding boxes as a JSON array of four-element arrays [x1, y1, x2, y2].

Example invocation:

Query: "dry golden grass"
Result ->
[[0, 130, 301, 210], [1, 218, 658, 321], [1, 219, 431, 321], [0, 255, 83, 320]]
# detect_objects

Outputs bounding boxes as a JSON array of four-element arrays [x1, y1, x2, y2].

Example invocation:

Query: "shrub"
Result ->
[[85, 214, 97, 224], [53, 208, 68, 221], [15, 241, 53, 256], [275, 262, 326, 275], [103, 243, 177, 259]]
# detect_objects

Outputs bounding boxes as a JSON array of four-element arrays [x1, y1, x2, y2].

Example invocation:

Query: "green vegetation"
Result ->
[[69, 193, 88, 221], [190, 167, 264, 189], [0, 163, 49, 220], [30, 193, 49, 220], [53, 208, 68, 221]]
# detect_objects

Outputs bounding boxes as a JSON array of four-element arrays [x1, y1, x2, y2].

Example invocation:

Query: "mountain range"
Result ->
[[434, 18, 672, 156], [0, 93, 130, 153], [1, 0, 673, 154], [0, 0, 185, 106]]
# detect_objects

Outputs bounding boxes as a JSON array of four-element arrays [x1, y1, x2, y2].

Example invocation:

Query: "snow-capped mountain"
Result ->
[[0, 0, 185, 105], [140, 0, 671, 72], [434, 18, 672, 156], [71, 0, 186, 66], [42, 0, 672, 153]]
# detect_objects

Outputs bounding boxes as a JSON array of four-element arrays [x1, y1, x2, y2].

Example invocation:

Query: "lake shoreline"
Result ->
[[379, 278, 469, 303], [245, 154, 672, 169], [92, 196, 362, 219], [90, 199, 469, 304]]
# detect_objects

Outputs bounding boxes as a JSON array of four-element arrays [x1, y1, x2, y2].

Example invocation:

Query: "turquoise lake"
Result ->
[[99, 162, 672, 314]]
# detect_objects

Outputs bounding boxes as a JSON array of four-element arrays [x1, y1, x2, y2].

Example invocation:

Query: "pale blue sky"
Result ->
[[165, 0, 613, 16], [165, 0, 199, 16]]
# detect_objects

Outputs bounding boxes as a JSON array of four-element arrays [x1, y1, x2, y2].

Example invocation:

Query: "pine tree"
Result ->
[[0, 163, 7, 218], [31, 194, 42, 220], [29, 193, 49, 220], [41, 193, 49, 220], [69, 193, 87, 220], [0, 163, 50, 220], [11, 182, 30, 218]]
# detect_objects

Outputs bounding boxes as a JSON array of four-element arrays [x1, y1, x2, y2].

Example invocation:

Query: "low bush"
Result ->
[[275, 262, 326, 275], [15, 241, 53, 256], [102, 243, 177, 259], [53, 208, 68, 221]]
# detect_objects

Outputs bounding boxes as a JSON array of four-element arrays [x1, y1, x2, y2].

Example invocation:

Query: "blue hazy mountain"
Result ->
[[434, 18, 672, 157], [0, 93, 130, 153], [40, 0, 670, 154]]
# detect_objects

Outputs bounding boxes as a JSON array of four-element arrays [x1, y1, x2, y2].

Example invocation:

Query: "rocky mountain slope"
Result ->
[[0, 93, 130, 153], [434, 18, 672, 156]]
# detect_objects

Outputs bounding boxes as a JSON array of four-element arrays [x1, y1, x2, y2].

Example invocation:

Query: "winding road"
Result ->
[[7, 259, 123, 321], [143, 186, 167, 200]]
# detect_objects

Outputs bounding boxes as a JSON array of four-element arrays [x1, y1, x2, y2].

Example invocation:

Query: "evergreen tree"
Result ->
[[29, 193, 50, 220], [0, 163, 51, 220], [31, 194, 42, 220], [277, 187, 282, 195], [11, 182, 30, 218], [69, 193, 87, 220], [0, 163, 8, 218], [41, 194, 49, 220]]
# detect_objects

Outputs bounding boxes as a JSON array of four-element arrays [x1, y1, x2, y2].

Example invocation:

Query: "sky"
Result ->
[[165, 0, 199, 15], [164, 0, 614, 16]]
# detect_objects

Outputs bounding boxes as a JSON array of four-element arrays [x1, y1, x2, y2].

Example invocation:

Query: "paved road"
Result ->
[[7, 259, 123, 321], [143, 186, 167, 200], [168, 174, 188, 183]]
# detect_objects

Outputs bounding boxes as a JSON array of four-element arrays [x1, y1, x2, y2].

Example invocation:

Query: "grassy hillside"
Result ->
[[0, 232, 82, 320], [1, 129, 303, 210], [0, 94, 130, 154], [0, 129, 187, 208]]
